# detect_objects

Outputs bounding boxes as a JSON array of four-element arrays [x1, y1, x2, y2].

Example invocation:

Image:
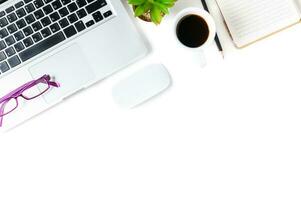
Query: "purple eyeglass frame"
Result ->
[[0, 74, 60, 127]]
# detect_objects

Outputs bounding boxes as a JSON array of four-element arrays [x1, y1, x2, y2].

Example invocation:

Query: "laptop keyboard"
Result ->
[[0, 0, 113, 76]]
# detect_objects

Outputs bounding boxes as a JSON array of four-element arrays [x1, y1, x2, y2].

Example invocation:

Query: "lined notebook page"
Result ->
[[216, 0, 300, 47]]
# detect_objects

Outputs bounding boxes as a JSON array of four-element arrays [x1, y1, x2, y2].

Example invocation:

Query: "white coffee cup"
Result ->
[[174, 7, 216, 49]]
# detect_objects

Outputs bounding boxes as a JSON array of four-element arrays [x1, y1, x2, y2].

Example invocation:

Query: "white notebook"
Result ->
[[216, 0, 301, 48]]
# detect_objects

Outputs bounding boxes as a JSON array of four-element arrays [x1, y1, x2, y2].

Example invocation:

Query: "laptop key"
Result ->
[[44, 0, 54, 3], [0, 11, 5, 18], [76, 0, 87, 8], [25, 14, 35, 24], [0, 40, 6, 50], [19, 31, 66, 62], [0, 28, 9, 38], [58, 7, 69, 17], [67, 13, 78, 23], [50, 22, 60, 33], [34, 9, 44, 19], [85, 0, 107, 14], [85, 20, 94, 27], [41, 27, 51, 37], [7, 13, 18, 23], [76, 9, 87, 19], [5, 46, 16, 56], [74, 20, 85, 32], [0, 51, 6, 61], [5, 6, 15, 14], [32, 21, 42, 31], [43, 5, 53, 15], [14, 31, 25, 41], [103, 10, 112, 18], [0, 18, 8, 28], [23, 37, 34, 47], [67, 3, 78, 12], [16, 8, 27, 18], [63, 25, 76, 38], [59, 18, 69, 28], [62, 0, 71, 5], [7, 24, 18, 34], [50, 12, 60, 22], [0, 61, 9, 73], [32, 32, 42, 42], [15, 1, 25, 8], [23, 26, 33, 36], [14, 42, 25, 52], [25, 3, 35, 13], [41, 16, 51, 26], [5, 36, 16, 46], [52, 0, 62, 10], [24, 0, 33, 4], [92, 11, 103, 22], [8, 55, 21, 68], [34, 0, 44, 8], [16, 19, 26, 29]]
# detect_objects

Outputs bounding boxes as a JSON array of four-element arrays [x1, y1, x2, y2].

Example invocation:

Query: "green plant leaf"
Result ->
[[129, 0, 177, 24], [134, 4, 146, 17], [153, 2, 169, 14], [150, 6, 163, 25], [160, 0, 175, 7], [128, 0, 145, 6]]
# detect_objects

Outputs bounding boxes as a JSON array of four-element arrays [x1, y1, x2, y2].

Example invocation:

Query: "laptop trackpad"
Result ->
[[28, 44, 95, 103]]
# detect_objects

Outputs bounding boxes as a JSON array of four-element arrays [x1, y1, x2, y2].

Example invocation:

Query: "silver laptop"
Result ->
[[0, 0, 148, 129]]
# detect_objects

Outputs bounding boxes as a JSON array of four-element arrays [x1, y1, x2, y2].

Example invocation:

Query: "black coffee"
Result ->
[[176, 15, 210, 48]]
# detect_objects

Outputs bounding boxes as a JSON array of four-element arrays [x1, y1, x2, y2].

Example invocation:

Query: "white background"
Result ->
[[1, 0, 301, 199]]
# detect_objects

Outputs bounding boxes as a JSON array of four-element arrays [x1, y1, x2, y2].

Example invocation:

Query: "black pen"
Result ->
[[201, 0, 224, 58]]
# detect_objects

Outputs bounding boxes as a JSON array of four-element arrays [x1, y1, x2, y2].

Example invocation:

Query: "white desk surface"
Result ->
[[1, 0, 301, 199]]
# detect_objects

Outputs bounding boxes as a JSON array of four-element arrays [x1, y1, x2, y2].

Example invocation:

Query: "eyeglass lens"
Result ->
[[22, 79, 50, 100], [0, 98, 18, 116]]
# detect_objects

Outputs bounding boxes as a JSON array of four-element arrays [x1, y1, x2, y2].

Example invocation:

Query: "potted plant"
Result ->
[[128, 0, 177, 25]]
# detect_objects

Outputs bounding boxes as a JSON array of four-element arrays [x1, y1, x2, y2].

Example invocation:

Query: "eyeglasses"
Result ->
[[0, 74, 60, 127]]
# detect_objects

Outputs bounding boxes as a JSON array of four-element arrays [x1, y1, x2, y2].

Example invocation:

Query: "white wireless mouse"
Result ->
[[112, 64, 172, 108]]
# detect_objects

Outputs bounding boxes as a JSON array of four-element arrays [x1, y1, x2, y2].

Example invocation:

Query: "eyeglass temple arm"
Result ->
[[42, 75, 60, 88], [48, 81, 60, 87], [0, 103, 6, 127]]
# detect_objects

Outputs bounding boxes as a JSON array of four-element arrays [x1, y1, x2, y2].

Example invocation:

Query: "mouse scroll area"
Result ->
[[112, 64, 172, 108]]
